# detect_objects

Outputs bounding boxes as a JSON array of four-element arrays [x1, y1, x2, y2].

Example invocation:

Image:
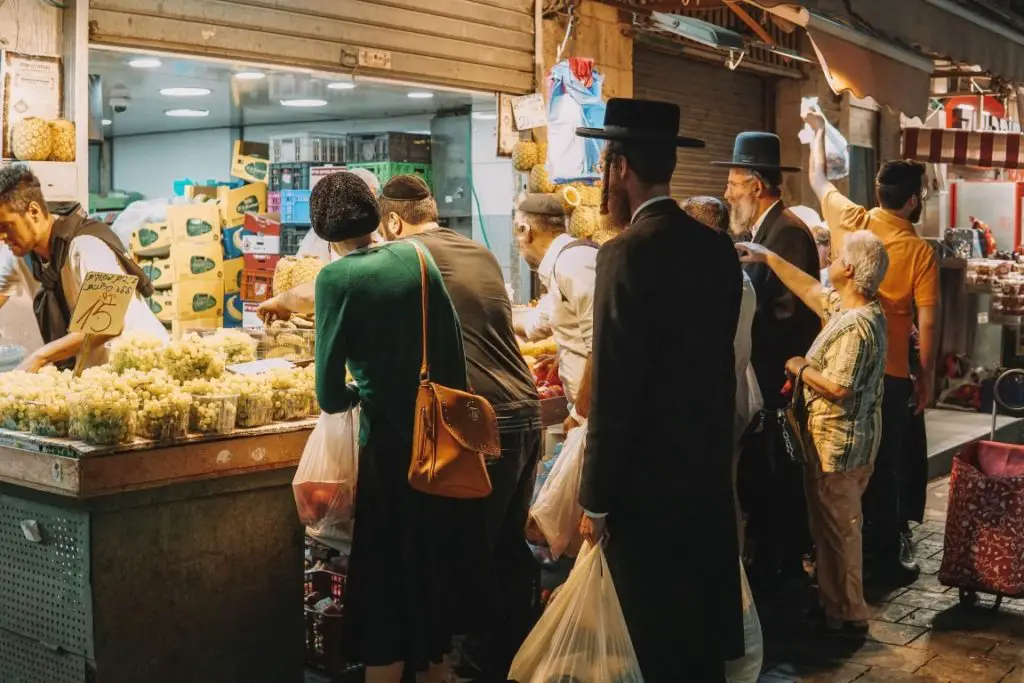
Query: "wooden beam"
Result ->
[[723, 0, 775, 45]]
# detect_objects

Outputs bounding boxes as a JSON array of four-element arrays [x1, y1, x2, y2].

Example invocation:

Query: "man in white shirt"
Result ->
[[0, 167, 167, 371], [512, 193, 596, 425]]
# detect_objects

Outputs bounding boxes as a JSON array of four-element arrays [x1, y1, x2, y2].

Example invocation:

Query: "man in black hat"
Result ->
[[714, 132, 820, 588], [576, 98, 744, 682]]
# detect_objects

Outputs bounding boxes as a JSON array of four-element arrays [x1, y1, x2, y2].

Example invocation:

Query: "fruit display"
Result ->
[[162, 333, 227, 382], [220, 374, 275, 427], [0, 367, 74, 432], [273, 256, 324, 295], [556, 185, 582, 214], [25, 399, 70, 438], [67, 369, 138, 445], [190, 394, 239, 434], [11, 117, 53, 161], [512, 141, 540, 172], [519, 338, 558, 358], [529, 164, 555, 194], [268, 368, 312, 421], [110, 331, 165, 373], [49, 119, 76, 162], [132, 369, 192, 441], [259, 319, 315, 360], [569, 205, 601, 240], [201, 328, 258, 364]]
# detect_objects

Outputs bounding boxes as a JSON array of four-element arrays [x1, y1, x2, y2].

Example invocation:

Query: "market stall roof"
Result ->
[[902, 127, 1024, 169]]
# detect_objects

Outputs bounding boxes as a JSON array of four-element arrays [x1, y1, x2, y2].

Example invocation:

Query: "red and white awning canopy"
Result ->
[[903, 128, 1024, 169]]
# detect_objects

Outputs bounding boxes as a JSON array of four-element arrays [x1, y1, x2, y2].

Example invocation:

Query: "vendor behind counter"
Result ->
[[0, 167, 166, 371]]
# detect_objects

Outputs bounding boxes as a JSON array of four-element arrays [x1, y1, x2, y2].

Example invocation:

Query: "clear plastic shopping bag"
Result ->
[[509, 541, 644, 683], [293, 408, 360, 545], [724, 560, 763, 683], [528, 423, 587, 559], [798, 97, 849, 180]]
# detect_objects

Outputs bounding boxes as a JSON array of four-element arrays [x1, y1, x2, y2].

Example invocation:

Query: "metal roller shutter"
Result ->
[[89, 0, 535, 94], [633, 46, 769, 201]]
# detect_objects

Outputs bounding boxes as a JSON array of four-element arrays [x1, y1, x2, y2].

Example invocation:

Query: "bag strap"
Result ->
[[792, 367, 808, 424], [551, 238, 597, 303], [410, 241, 430, 381]]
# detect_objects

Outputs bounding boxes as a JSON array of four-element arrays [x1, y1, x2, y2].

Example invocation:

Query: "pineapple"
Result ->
[[537, 141, 548, 165], [48, 119, 76, 162], [11, 117, 53, 161], [572, 183, 602, 207], [511, 141, 539, 172], [569, 205, 600, 240], [528, 164, 555, 194], [557, 185, 581, 214]]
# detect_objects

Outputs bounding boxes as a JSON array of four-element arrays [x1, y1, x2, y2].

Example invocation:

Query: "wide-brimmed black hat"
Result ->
[[576, 98, 704, 148], [712, 132, 800, 172]]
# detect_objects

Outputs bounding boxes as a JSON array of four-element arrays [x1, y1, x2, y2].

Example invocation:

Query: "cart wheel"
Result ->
[[993, 595, 1004, 611], [959, 588, 979, 607]]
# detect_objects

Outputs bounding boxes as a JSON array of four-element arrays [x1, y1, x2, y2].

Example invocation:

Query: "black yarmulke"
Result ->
[[310, 171, 381, 242], [381, 174, 431, 201]]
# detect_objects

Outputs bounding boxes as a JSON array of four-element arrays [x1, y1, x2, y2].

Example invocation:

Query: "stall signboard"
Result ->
[[69, 272, 138, 336], [227, 358, 295, 375], [511, 93, 546, 130]]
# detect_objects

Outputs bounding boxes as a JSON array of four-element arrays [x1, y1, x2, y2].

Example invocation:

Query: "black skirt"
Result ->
[[340, 418, 497, 670]]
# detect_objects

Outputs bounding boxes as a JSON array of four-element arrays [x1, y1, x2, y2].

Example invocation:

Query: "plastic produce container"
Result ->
[[270, 133, 347, 164]]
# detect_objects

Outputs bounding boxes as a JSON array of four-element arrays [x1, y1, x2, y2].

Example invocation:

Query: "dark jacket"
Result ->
[[580, 199, 744, 680], [745, 202, 821, 409]]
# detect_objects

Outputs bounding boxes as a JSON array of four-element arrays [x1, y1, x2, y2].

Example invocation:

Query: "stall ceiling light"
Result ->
[[160, 87, 211, 97], [958, 103, 976, 111], [234, 72, 266, 80], [129, 58, 162, 68], [102, 119, 112, 126], [408, 91, 434, 99], [280, 98, 328, 107], [165, 108, 210, 117], [327, 82, 357, 90], [472, 112, 497, 120]]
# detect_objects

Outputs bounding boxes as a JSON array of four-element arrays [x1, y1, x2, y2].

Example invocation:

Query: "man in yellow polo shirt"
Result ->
[[804, 112, 939, 586]]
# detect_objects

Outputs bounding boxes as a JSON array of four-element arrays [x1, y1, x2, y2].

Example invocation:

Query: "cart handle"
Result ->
[[991, 368, 1024, 439]]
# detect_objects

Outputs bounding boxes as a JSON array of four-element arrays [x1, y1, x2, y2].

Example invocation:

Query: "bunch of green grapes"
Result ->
[[267, 368, 309, 421], [67, 375, 137, 445], [25, 396, 71, 437], [0, 369, 70, 431], [203, 329, 258, 365], [109, 331, 165, 373], [297, 364, 319, 416], [220, 374, 274, 428], [134, 371, 192, 441], [189, 393, 238, 434], [161, 333, 226, 382]]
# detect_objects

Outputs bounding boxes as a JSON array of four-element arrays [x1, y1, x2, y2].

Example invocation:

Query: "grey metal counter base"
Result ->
[[0, 424, 314, 683]]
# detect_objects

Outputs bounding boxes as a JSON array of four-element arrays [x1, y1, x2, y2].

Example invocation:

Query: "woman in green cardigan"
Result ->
[[311, 172, 494, 683]]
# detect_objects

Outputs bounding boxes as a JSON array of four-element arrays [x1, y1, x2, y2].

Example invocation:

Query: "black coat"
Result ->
[[745, 202, 821, 409], [580, 199, 744, 682]]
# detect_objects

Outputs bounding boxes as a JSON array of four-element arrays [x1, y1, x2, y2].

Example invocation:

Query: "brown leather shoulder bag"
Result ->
[[407, 241, 500, 499]]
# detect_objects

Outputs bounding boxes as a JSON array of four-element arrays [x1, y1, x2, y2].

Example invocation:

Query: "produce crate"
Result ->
[[304, 570, 359, 676], [269, 162, 316, 192], [270, 133, 347, 164], [347, 133, 431, 164], [267, 191, 281, 214], [310, 165, 346, 189], [241, 269, 274, 302], [281, 224, 311, 256], [280, 190, 311, 225], [346, 162, 432, 190]]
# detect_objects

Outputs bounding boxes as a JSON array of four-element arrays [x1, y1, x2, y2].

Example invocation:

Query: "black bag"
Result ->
[[776, 370, 809, 466]]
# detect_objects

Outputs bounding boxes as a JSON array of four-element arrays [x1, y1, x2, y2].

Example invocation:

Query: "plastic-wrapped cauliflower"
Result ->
[[162, 333, 226, 382], [109, 331, 166, 373]]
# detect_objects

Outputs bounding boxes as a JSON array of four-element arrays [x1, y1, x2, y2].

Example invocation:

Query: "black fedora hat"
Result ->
[[576, 98, 704, 148], [711, 132, 801, 172]]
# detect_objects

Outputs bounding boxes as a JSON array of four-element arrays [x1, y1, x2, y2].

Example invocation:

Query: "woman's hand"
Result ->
[[803, 111, 827, 132], [735, 242, 771, 264], [257, 295, 293, 324], [16, 352, 48, 373], [785, 356, 809, 377]]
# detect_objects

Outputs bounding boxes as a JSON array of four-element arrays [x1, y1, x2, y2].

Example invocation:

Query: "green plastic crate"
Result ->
[[346, 162, 432, 191]]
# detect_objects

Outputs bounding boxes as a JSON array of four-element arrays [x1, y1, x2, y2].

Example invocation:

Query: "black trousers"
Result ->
[[863, 376, 913, 564], [456, 426, 542, 683]]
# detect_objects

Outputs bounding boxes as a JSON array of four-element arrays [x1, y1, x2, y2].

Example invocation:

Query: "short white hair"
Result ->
[[842, 231, 889, 297], [345, 168, 381, 196]]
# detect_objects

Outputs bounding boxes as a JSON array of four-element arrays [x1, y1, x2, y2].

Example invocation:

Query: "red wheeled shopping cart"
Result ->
[[938, 369, 1024, 609]]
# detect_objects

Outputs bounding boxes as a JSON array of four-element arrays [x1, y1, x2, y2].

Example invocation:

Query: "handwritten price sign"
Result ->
[[69, 272, 138, 336]]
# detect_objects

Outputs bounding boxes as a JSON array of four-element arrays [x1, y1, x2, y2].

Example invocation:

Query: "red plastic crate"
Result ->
[[243, 253, 281, 272], [241, 269, 274, 302]]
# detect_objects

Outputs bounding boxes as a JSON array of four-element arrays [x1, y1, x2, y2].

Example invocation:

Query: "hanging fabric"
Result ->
[[546, 59, 606, 184]]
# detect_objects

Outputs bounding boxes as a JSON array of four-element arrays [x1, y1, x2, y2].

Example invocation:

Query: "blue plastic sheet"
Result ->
[[546, 61, 607, 183]]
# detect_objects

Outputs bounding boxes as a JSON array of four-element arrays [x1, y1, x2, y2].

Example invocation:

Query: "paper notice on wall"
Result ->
[[1, 51, 63, 159], [511, 93, 547, 130]]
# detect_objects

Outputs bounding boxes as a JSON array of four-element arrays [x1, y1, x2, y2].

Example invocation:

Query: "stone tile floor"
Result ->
[[758, 478, 1024, 683]]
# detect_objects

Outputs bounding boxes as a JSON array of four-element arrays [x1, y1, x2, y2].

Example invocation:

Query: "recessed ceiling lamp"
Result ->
[[327, 82, 356, 90], [234, 72, 266, 80], [280, 99, 328, 107], [101, 119, 112, 126], [160, 87, 211, 97], [129, 57, 162, 68], [407, 91, 434, 99], [165, 108, 210, 117], [472, 112, 497, 120]]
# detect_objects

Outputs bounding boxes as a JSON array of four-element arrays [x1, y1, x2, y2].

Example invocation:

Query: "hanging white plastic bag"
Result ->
[[724, 560, 763, 683], [509, 541, 644, 683], [528, 423, 587, 558], [799, 97, 849, 180], [293, 408, 360, 546]]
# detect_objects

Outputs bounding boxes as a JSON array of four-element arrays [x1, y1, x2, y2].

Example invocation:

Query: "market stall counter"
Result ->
[[0, 421, 313, 683]]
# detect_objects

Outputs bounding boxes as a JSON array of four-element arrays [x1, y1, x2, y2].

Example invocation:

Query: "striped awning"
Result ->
[[902, 127, 1024, 169]]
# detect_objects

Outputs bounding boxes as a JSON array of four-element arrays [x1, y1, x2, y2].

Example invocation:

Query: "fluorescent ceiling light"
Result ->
[[129, 58, 162, 68], [165, 108, 210, 117], [407, 91, 434, 99], [234, 72, 266, 80], [472, 112, 497, 120], [280, 98, 328, 107], [102, 119, 112, 126], [958, 103, 976, 111], [160, 87, 211, 97], [327, 82, 356, 90]]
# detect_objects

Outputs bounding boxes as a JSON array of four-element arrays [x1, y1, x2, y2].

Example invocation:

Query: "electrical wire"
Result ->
[[467, 117, 493, 249]]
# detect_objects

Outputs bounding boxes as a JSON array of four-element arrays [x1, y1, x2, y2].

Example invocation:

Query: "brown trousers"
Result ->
[[804, 459, 874, 622]]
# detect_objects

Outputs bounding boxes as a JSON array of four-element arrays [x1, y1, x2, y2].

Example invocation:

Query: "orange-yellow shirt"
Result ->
[[821, 190, 939, 379]]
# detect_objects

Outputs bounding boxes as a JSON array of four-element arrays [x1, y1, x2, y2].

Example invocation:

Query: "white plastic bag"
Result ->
[[799, 97, 850, 180], [724, 561, 763, 683], [529, 423, 587, 558], [509, 541, 644, 683], [293, 408, 360, 545]]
